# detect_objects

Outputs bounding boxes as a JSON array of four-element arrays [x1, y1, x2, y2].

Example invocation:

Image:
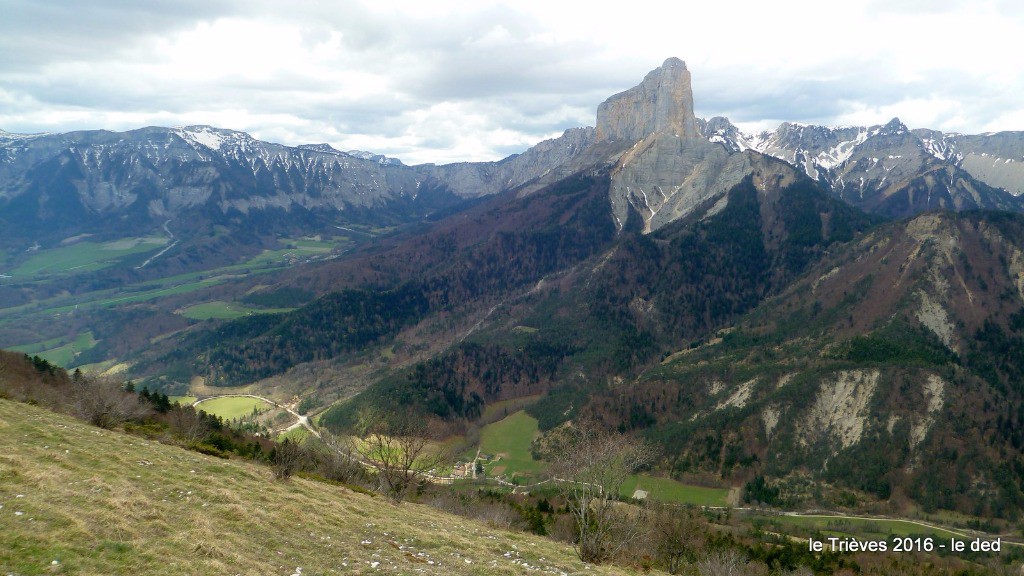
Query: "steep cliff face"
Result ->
[[595, 57, 700, 143], [920, 129, 1024, 196], [608, 136, 744, 232], [596, 58, 760, 233]]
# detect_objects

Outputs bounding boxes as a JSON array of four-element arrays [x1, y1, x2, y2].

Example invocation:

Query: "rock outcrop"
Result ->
[[596, 57, 699, 143], [596, 57, 772, 233]]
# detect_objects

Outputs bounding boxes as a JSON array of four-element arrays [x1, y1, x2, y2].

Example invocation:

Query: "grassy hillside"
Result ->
[[0, 399, 637, 575]]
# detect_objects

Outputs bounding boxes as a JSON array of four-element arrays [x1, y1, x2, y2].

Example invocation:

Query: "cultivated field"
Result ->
[[9, 332, 97, 367], [193, 396, 273, 420], [479, 410, 543, 479], [10, 237, 168, 278], [620, 475, 730, 507]]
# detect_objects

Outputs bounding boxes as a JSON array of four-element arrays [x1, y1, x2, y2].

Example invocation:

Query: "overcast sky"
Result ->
[[2, 0, 1022, 164]]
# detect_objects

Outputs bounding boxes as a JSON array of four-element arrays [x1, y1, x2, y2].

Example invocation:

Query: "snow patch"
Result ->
[[176, 126, 224, 150]]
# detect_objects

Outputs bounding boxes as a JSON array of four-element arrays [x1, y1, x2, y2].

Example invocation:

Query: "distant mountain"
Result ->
[[699, 117, 1024, 218], [5, 64, 1024, 266], [0, 126, 427, 254], [0, 124, 593, 268]]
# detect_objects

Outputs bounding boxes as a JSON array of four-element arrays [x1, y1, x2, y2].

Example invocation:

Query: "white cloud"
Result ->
[[1, 0, 1022, 163]]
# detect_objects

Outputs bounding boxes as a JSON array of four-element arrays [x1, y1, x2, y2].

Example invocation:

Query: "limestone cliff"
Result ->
[[597, 58, 759, 232], [596, 57, 699, 143]]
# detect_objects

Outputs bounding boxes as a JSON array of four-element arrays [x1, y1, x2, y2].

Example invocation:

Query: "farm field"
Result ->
[[0, 236, 347, 321], [168, 396, 198, 406], [9, 237, 168, 278], [0, 234, 352, 360], [475, 411, 734, 505], [194, 396, 273, 420], [619, 474, 730, 506], [278, 427, 310, 442], [9, 332, 97, 368], [478, 410, 543, 480]]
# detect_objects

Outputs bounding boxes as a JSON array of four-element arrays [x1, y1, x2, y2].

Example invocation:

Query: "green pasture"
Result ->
[[11, 237, 167, 278], [620, 474, 730, 506], [475, 410, 734, 502], [279, 427, 310, 442], [194, 396, 273, 420], [0, 236, 348, 325], [10, 331, 97, 368], [479, 410, 544, 479], [169, 395, 198, 406]]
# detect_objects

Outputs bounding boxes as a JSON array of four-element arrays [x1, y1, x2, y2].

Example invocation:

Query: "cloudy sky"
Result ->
[[2, 0, 1022, 164]]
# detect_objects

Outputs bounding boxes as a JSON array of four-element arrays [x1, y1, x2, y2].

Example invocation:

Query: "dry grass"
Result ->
[[0, 399, 646, 575]]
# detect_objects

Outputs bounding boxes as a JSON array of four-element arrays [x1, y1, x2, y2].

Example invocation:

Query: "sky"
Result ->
[[2, 0, 1022, 165]]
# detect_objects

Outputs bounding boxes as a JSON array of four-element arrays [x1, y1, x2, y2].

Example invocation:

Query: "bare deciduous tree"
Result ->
[[650, 502, 705, 574], [71, 376, 151, 429], [696, 548, 759, 576], [270, 438, 307, 480], [550, 418, 654, 564], [168, 405, 211, 444], [359, 418, 448, 502], [312, 430, 366, 484]]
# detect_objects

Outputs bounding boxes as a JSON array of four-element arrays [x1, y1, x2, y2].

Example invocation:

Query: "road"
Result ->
[[136, 219, 179, 269], [192, 393, 321, 439]]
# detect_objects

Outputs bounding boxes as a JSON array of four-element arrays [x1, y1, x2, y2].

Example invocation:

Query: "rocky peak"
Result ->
[[595, 57, 699, 143], [297, 143, 343, 155], [879, 117, 909, 136]]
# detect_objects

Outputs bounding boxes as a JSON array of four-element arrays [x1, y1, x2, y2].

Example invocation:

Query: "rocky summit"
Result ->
[[595, 57, 700, 143]]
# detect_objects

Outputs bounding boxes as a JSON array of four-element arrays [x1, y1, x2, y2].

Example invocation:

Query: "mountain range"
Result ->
[[5, 57, 1024, 518], [3, 58, 1023, 259]]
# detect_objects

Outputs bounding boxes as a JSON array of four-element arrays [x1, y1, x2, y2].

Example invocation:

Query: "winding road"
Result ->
[[136, 219, 179, 269], [192, 393, 321, 439]]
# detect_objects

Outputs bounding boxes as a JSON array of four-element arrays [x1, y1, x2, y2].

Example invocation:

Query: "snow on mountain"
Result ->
[[0, 129, 47, 141], [700, 117, 1024, 200], [345, 150, 404, 166], [175, 125, 227, 150]]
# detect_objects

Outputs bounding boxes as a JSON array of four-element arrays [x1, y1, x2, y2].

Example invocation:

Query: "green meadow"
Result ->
[[620, 474, 729, 506], [755, 514, 967, 540], [11, 237, 167, 278], [9, 332, 98, 368], [479, 410, 544, 479], [194, 396, 272, 420], [476, 410, 733, 506], [168, 396, 198, 406]]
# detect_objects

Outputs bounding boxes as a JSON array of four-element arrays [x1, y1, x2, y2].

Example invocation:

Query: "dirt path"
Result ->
[[192, 393, 320, 439]]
